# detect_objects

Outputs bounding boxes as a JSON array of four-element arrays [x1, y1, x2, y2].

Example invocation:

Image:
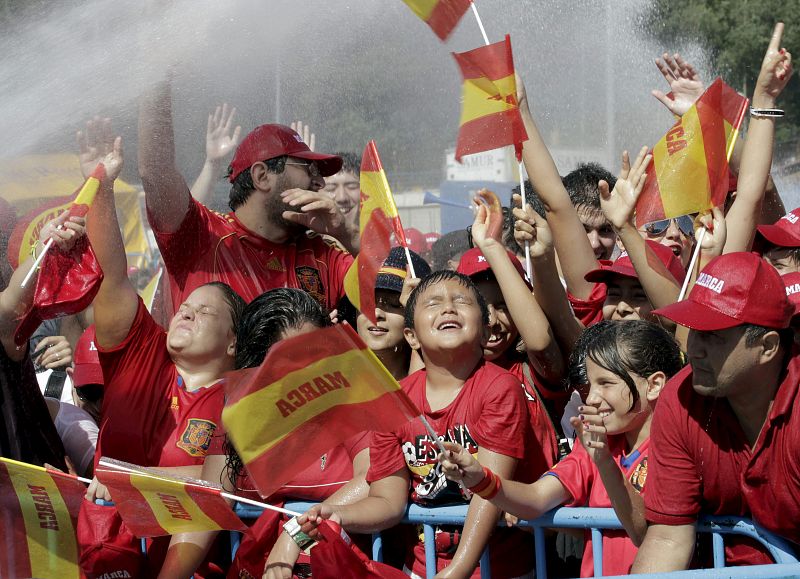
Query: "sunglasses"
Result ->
[[644, 215, 695, 237], [285, 161, 322, 178]]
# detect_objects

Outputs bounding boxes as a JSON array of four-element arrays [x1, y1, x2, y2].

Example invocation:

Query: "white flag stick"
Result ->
[[678, 227, 706, 301], [20, 238, 53, 289]]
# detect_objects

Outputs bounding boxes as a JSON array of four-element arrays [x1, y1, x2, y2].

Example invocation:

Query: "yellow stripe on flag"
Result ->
[[128, 474, 223, 535], [359, 170, 400, 224], [652, 107, 710, 218], [6, 462, 80, 579], [73, 176, 100, 206], [459, 73, 518, 126], [402, 0, 438, 21], [224, 348, 400, 464]]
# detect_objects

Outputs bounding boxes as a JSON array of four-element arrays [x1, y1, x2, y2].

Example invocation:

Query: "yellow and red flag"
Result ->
[[453, 35, 528, 162], [222, 323, 420, 499], [401, 0, 471, 41], [94, 459, 246, 538], [635, 78, 748, 227], [0, 457, 85, 579], [344, 141, 407, 325]]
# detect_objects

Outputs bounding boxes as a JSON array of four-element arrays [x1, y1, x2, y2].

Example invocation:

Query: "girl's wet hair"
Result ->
[[573, 320, 683, 412]]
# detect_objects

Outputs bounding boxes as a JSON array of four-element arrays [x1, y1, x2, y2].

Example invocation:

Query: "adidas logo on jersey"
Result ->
[[266, 257, 285, 271]]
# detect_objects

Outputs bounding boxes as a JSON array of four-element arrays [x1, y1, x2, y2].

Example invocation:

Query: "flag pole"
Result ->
[[403, 246, 418, 279], [469, 1, 491, 46], [20, 238, 53, 289], [678, 227, 706, 301], [418, 414, 469, 491]]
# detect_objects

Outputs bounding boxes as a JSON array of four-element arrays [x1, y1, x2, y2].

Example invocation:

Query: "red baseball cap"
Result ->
[[457, 247, 531, 287], [755, 207, 800, 249], [73, 326, 103, 387], [403, 228, 428, 255], [585, 240, 686, 285], [424, 231, 441, 251], [228, 124, 343, 182], [783, 271, 800, 319], [653, 252, 793, 331]]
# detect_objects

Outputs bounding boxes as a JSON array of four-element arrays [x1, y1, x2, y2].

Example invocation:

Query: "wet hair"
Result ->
[[404, 270, 489, 330], [334, 152, 361, 176], [566, 326, 594, 393], [579, 320, 683, 412], [225, 288, 330, 487], [227, 155, 288, 211], [505, 180, 547, 256], [199, 282, 246, 331], [742, 323, 794, 351], [764, 243, 800, 267], [563, 162, 616, 210], [431, 230, 471, 271]]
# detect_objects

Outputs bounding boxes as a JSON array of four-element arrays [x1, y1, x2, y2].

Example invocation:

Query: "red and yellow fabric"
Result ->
[[635, 78, 748, 227], [222, 323, 420, 499], [344, 140, 407, 325], [453, 35, 528, 162], [94, 464, 246, 538], [401, 0, 471, 40], [0, 458, 85, 579]]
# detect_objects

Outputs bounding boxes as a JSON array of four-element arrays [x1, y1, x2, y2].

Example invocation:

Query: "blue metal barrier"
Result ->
[[234, 502, 798, 579]]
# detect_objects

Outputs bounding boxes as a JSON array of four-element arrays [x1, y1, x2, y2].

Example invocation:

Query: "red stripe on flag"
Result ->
[[636, 178, 667, 227], [696, 93, 729, 210], [453, 35, 515, 80], [95, 470, 167, 536], [356, 210, 398, 324], [0, 464, 33, 579], [427, 0, 471, 40], [184, 485, 246, 531], [245, 390, 417, 499], [361, 141, 383, 172], [456, 108, 527, 161]]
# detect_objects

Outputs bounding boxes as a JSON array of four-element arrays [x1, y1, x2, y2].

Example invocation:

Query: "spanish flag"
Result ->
[[343, 141, 407, 325], [222, 323, 420, 499], [0, 458, 85, 579], [94, 459, 246, 538], [453, 35, 528, 162], [635, 78, 748, 227], [401, 0, 471, 41]]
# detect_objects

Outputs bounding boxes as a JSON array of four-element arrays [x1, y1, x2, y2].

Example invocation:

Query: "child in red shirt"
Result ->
[[440, 320, 684, 577]]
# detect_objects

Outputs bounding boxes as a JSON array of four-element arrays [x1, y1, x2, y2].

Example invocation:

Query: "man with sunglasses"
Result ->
[[640, 214, 695, 268], [138, 80, 358, 312]]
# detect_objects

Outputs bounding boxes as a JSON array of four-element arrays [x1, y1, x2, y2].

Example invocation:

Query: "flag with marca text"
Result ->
[[222, 323, 420, 499], [401, 0, 471, 40], [635, 78, 748, 227]]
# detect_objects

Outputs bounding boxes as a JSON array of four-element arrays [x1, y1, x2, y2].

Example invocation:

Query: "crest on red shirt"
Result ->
[[176, 418, 218, 457], [629, 457, 648, 493], [295, 266, 325, 304]]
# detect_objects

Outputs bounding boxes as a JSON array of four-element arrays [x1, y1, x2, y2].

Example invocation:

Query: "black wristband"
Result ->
[[750, 107, 785, 118]]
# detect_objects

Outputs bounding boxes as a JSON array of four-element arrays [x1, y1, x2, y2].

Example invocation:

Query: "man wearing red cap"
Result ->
[[754, 207, 800, 274], [632, 252, 800, 571], [138, 82, 357, 312]]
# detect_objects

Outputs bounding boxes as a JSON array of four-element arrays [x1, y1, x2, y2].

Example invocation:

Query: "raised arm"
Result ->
[[81, 120, 139, 349], [138, 78, 192, 233], [190, 103, 242, 205], [724, 23, 793, 253], [517, 77, 599, 299]]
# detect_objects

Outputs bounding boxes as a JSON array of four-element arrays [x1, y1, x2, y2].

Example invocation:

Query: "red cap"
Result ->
[[783, 271, 800, 319], [228, 124, 343, 182], [653, 252, 793, 331], [424, 231, 441, 251], [456, 247, 530, 287], [78, 502, 143, 579], [73, 326, 103, 387], [403, 228, 428, 255], [585, 240, 686, 285], [755, 207, 800, 249]]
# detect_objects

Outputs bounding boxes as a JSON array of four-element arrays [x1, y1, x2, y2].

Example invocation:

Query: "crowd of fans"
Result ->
[[0, 20, 797, 579]]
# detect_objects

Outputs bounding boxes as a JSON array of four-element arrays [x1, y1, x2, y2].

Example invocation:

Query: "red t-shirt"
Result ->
[[152, 197, 353, 311], [96, 299, 226, 468], [645, 359, 800, 564], [548, 435, 650, 577], [567, 280, 607, 327], [367, 361, 535, 578]]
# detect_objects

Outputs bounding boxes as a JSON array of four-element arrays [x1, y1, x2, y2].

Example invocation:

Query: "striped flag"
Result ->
[[343, 141, 407, 325], [401, 0, 471, 41], [311, 519, 409, 578], [0, 458, 85, 579], [222, 323, 420, 499], [453, 35, 528, 162], [635, 78, 748, 227], [94, 459, 246, 537]]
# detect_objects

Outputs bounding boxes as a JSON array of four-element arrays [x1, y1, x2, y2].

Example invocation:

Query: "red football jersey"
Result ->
[[152, 197, 353, 311], [367, 361, 535, 578], [548, 435, 650, 577], [567, 280, 607, 327], [96, 300, 226, 468]]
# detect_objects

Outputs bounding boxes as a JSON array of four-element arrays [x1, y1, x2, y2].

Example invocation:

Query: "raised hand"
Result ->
[[753, 22, 793, 107], [281, 189, 345, 237], [651, 53, 705, 117], [206, 103, 242, 163], [39, 212, 86, 253], [511, 194, 552, 258], [399, 264, 422, 308], [33, 335, 73, 370], [696, 206, 726, 257], [290, 120, 316, 151], [599, 147, 652, 231], [470, 189, 504, 249], [438, 441, 484, 487], [77, 117, 123, 181], [570, 404, 612, 465]]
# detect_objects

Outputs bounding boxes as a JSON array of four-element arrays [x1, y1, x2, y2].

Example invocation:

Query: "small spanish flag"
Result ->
[[222, 324, 419, 500], [94, 459, 246, 538], [635, 78, 748, 227], [343, 141, 407, 325], [401, 0, 471, 41], [0, 458, 85, 579], [453, 35, 528, 162]]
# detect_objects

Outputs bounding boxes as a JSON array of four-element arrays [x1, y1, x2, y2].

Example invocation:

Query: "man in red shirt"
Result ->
[[632, 252, 800, 572], [138, 82, 357, 312]]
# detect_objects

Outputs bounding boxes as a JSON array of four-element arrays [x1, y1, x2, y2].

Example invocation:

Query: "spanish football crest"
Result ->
[[177, 418, 217, 457]]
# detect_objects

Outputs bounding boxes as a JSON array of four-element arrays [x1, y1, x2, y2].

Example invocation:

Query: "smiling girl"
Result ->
[[439, 320, 684, 577]]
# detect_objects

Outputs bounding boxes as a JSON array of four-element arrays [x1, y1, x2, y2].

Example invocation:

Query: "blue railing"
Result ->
[[233, 502, 799, 579]]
